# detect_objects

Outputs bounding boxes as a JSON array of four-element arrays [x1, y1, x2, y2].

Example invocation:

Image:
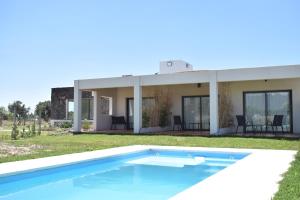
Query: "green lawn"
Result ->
[[0, 133, 299, 200]]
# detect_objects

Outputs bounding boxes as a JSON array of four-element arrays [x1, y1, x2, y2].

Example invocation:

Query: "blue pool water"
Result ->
[[0, 149, 249, 200]]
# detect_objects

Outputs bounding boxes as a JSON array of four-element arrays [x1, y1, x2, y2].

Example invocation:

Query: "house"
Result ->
[[60, 60, 300, 134], [50, 87, 93, 126]]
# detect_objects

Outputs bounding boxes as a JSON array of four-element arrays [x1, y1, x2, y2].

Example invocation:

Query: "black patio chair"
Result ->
[[173, 116, 183, 131], [111, 116, 127, 130], [268, 115, 284, 134], [235, 115, 253, 134]]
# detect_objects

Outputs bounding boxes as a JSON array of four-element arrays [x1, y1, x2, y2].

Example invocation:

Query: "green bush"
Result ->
[[59, 122, 73, 129], [31, 121, 36, 136], [82, 119, 90, 130], [159, 104, 169, 127], [11, 124, 19, 140], [142, 110, 150, 128]]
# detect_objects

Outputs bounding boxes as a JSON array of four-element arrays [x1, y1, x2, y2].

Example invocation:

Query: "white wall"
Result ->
[[93, 88, 117, 131], [92, 78, 300, 133], [115, 84, 209, 127], [160, 60, 193, 74], [228, 78, 300, 133], [77, 65, 300, 90]]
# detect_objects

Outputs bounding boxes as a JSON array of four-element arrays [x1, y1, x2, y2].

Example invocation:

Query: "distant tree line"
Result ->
[[0, 100, 51, 140], [0, 100, 51, 126]]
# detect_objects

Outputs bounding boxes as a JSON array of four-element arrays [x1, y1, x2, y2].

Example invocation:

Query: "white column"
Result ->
[[134, 77, 142, 133], [209, 71, 219, 134], [93, 91, 99, 131], [73, 80, 82, 132]]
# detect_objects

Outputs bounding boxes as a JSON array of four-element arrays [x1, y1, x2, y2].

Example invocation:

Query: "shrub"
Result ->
[[31, 120, 36, 136], [219, 83, 234, 128], [11, 124, 18, 140], [20, 127, 26, 138], [150, 88, 172, 127], [11, 110, 18, 140], [142, 110, 150, 128], [59, 122, 73, 129], [37, 116, 42, 135], [82, 119, 90, 131], [159, 104, 169, 127]]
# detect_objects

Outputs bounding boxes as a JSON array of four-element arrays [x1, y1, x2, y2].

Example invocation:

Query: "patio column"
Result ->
[[93, 91, 100, 131], [73, 80, 82, 132], [134, 77, 142, 133], [209, 71, 219, 134]]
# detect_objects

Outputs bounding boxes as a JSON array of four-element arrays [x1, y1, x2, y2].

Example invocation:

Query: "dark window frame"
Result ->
[[243, 90, 293, 133], [81, 98, 94, 120], [126, 97, 155, 130], [181, 95, 210, 131], [66, 98, 94, 120]]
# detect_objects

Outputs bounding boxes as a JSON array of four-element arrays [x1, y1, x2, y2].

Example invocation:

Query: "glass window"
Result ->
[[67, 100, 74, 120], [100, 97, 111, 115], [244, 91, 292, 132], [267, 92, 291, 132], [183, 97, 201, 130], [245, 93, 266, 131], [82, 98, 93, 120], [127, 99, 134, 129], [126, 98, 155, 129], [201, 97, 210, 130], [182, 96, 209, 130], [66, 98, 94, 120]]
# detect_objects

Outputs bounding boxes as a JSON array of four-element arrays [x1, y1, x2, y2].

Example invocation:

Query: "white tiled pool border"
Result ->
[[0, 145, 296, 200]]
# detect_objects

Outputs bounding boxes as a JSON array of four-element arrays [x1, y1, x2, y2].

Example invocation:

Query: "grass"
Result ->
[[273, 152, 300, 200], [0, 133, 299, 199]]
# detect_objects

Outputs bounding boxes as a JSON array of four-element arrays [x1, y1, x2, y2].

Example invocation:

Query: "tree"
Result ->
[[35, 101, 51, 122], [0, 106, 8, 126], [8, 101, 30, 125]]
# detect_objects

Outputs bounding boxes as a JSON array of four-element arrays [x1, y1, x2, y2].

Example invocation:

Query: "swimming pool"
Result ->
[[0, 147, 249, 200]]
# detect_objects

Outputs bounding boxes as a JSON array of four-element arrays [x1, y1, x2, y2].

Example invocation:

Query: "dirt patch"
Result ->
[[0, 142, 44, 157]]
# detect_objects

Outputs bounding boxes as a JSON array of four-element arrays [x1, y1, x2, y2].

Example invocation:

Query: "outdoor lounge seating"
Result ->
[[267, 115, 284, 134], [111, 116, 127, 130], [173, 116, 183, 131], [235, 115, 253, 134]]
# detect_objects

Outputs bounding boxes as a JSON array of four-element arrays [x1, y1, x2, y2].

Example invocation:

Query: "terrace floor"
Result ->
[[83, 130, 300, 139]]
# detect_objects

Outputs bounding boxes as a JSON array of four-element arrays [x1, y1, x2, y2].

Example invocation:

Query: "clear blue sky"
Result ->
[[0, 0, 300, 111]]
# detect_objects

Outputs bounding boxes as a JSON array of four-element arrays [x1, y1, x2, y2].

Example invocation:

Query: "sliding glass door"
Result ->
[[126, 98, 155, 129], [182, 96, 210, 131], [244, 90, 292, 132], [201, 97, 210, 130], [183, 97, 201, 130], [244, 93, 266, 131], [126, 98, 134, 129], [267, 92, 291, 132]]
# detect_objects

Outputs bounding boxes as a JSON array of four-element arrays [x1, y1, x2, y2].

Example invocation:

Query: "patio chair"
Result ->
[[111, 116, 127, 130], [268, 115, 284, 134], [235, 115, 253, 134], [173, 116, 183, 131]]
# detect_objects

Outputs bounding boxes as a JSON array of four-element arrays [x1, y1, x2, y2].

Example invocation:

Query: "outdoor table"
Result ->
[[188, 123, 201, 131]]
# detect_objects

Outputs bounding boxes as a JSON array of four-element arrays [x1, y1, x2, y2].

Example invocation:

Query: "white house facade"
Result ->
[[73, 61, 300, 134]]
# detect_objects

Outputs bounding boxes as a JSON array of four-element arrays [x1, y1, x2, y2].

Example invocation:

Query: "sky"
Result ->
[[0, 0, 300, 111]]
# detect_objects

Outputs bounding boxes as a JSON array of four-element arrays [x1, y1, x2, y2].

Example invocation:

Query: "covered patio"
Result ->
[[73, 70, 219, 134], [73, 65, 300, 135]]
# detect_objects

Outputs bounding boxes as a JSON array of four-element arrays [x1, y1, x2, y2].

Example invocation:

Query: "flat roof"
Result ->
[[75, 64, 300, 90]]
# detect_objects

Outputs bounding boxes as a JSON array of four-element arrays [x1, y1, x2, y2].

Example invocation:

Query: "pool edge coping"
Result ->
[[0, 145, 297, 200]]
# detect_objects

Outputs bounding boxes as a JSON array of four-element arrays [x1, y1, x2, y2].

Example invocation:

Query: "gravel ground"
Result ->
[[0, 142, 43, 157]]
